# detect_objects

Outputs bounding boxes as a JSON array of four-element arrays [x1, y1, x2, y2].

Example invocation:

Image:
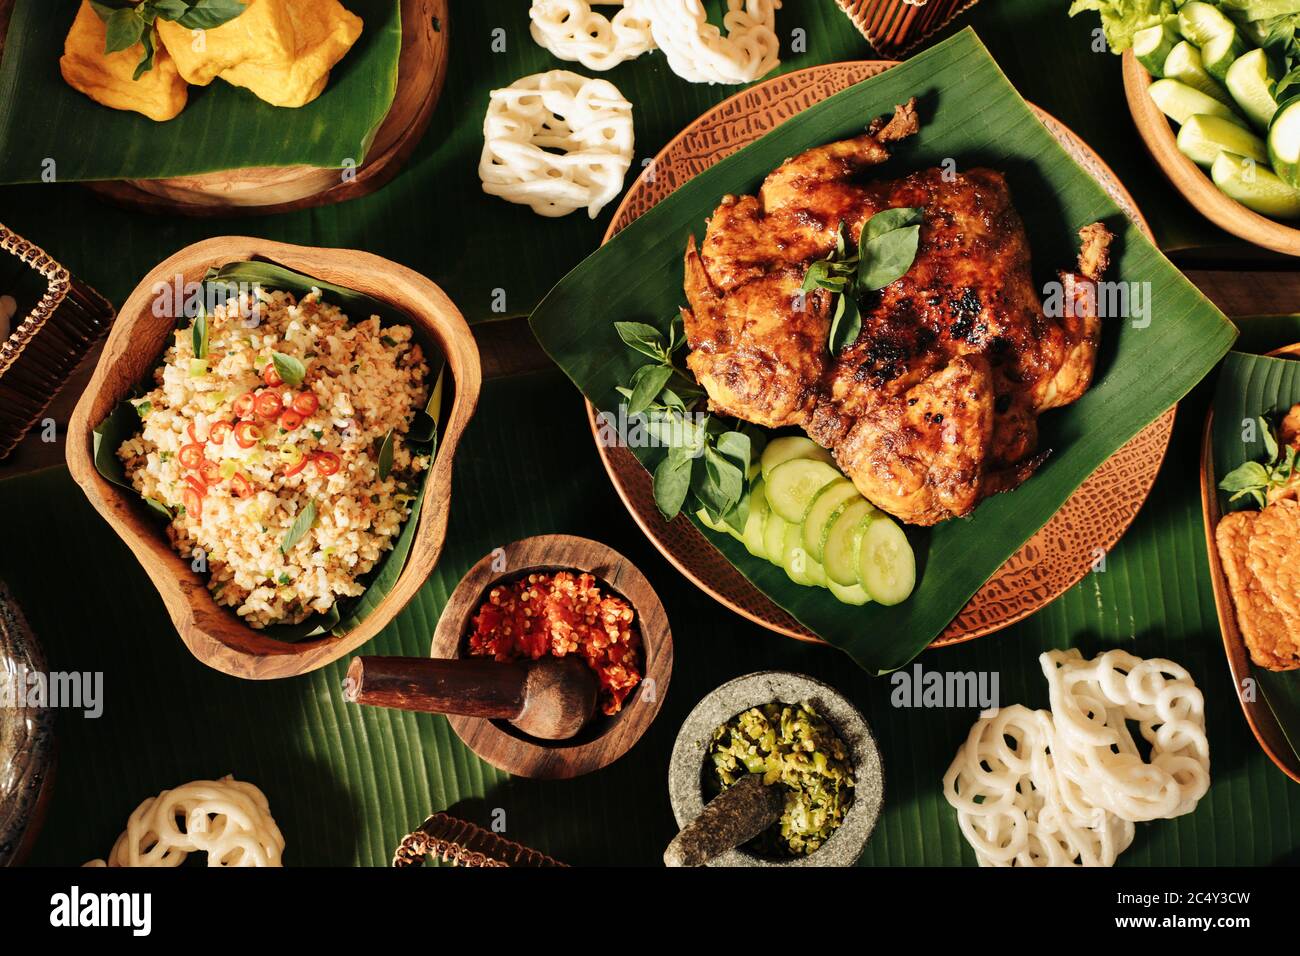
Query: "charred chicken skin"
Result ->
[[681, 99, 1113, 526]]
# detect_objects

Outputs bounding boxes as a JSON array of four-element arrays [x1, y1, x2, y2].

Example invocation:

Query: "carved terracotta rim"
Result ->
[[586, 60, 1173, 648], [1199, 343, 1300, 785]]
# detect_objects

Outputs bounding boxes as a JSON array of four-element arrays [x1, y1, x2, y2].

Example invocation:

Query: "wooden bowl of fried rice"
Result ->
[[66, 237, 482, 679]]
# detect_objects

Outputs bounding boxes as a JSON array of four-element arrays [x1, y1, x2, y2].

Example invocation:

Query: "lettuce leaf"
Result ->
[[1068, 0, 1176, 52]]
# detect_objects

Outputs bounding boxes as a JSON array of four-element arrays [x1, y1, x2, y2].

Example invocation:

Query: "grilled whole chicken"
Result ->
[[681, 99, 1113, 526]]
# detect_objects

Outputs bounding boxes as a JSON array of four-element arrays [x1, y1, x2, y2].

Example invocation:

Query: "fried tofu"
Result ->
[[1216, 500, 1300, 671], [59, 1, 188, 122], [156, 0, 362, 108]]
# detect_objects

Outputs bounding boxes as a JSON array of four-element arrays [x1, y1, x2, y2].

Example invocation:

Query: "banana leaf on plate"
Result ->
[[529, 28, 1239, 674], [0, 0, 401, 183]]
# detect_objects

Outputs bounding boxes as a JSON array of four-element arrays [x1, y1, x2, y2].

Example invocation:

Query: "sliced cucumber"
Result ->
[[1134, 21, 1181, 77], [1269, 97, 1300, 188], [762, 511, 788, 566], [821, 498, 875, 587], [827, 579, 872, 606], [764, 458, 841, 523], [1211, 151, 1300, 220], [1225, 49, 1279, 131], [1148, 79, 1246, 127], [741, 479, 769, 557], [1177, 113, 1267, 166], [1163, 42, 1233, 106], [1177, 2, 1236, 47], [801, 480, 860, 561], [1201, 28, 1247, 82], [781, 522, 827, 587], [855, 514, 916, 606], [758, 435, 834, 480]]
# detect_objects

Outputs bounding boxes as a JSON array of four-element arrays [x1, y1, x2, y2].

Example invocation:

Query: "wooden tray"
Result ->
[[1123, 50, 1300, 258], [35, 0, 450, 217], [66, 237, 482, 680], [430, 535, 672, 779], [587, 60, 1174, 648], [1200, 342, 1300, 785]]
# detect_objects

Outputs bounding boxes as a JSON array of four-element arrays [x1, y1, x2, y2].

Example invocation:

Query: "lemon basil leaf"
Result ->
[[377, 429, 396, 480], [858, 207, 924, 291], [272, 351, 307, 387], [628, 363, 674, 415], [614, 321, 667, 361], [281, 501, 317, 554], [102, 8, 144, 54], [828, 289, 862, 355], [176, 0, 248, 30], [191, 304, 209, 360], [1261, 415, 1280, 462], [714, 430, 751, 477], [151, 0, 192, 18], [654, 448, 693, 520]]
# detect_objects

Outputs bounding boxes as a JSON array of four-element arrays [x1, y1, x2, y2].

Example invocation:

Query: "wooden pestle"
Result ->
[[343, 655, 599, 741], [663, 774, 786, 867]]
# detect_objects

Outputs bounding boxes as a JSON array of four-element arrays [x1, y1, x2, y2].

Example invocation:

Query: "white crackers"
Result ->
[[943, 648, 1211, 867], [479, 70, 635, 219], [528, 0, 782, 84], [85, 776, 285, 867]]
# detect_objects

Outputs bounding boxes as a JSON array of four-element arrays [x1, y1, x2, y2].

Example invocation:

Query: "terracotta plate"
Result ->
[[1200, 343, 1300, 785], [585, 61, 1174, 648]]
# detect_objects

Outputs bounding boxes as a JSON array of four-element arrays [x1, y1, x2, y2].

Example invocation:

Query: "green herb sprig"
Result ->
[[281, 500, 317, 554], [90, 0, 247, 80], [613, 318, 764, 528], [1219, 415, 1299, 508], [802, 207, 923, 355]]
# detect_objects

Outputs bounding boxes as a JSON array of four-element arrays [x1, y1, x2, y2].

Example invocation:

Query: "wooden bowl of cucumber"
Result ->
[[1122, 2, 1300, 256]]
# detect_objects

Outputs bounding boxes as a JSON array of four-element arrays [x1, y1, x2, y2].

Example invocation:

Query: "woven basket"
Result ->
[[392, 812, 565, 868], [0, 224, 114, 460], [835, 0, 981, 57]]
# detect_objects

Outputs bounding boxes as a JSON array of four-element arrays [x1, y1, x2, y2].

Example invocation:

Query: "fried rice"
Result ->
[[117, 287, 431, 628]]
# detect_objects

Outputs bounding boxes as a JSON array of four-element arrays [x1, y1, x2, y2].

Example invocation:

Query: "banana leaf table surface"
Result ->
[[2, 0, 1300, 867]]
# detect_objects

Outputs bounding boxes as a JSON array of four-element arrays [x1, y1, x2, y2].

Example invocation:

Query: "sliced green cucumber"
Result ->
[[741, 478, 769, 557], [855, 514, 916, 606], [1201, 29, 1247, 82], [827, 579, 872, 606], [1148, 79, 1246, 127], [762, 511, 788, 566], [1134, 21, 1181, 77], [1177, 113, 1267, 166], [1269, 96, 1300, 188], [1163, 42, 1233, 106], [820, 498, 875, 587], [1177, 2, 1236, 47], [759, 435, 834, 480], [1211, 151, 1300, 220], [801, 480, 860, 562], [695, 507, 735, 537], [781, 522, 827, 587], [764, 458, 842, 523], [1225, 49, 1279, 131]]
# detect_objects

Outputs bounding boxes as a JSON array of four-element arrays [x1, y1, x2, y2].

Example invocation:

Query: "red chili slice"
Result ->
[[291, 392, 319, 416], [253, 390, 283, 419], [184, 475, 207, 496], [231, 473, 254, 498], [278, 410, 304, 432], [183, 488, 203, 519], [234, 421, 262, 448], [198, 459, 221, 484], [208, 420, 232, 445], [313, 452, 341, 476], [178, 443, 206, 470], [262, 364, 283, 387], [187, 421, 208, 444], [284, 457, 310, 478], [233, 392, 256, 419]]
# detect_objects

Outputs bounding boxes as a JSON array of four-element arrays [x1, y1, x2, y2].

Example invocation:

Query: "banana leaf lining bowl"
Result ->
[[65, 237, 481, 680]]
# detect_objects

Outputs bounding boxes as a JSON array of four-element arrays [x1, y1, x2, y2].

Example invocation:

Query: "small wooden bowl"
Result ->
[[65, 237, 482, 680], [430, 535, 673, 780], [77, 0, 450, 217], [1200, 342, 1300, 784], [1123, 51, 1300, 257]]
